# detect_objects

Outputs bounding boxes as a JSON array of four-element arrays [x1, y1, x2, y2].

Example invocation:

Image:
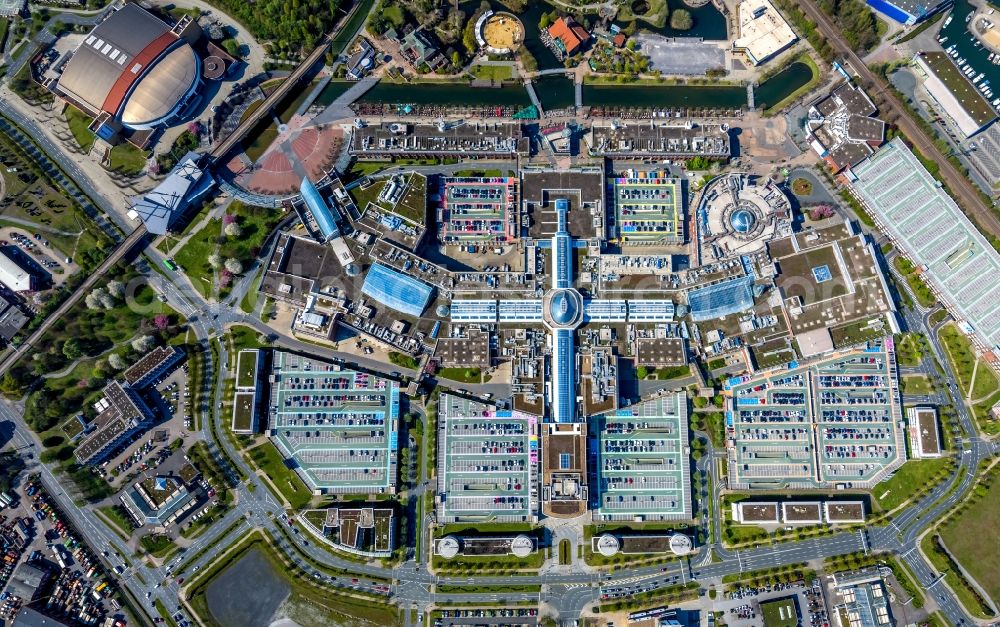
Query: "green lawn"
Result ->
[[108, 142, 148, 175], [97, 505, 135, 537], [173, 201, 286, 299], [901, 374, 933, 396], [248, 440, 312, 510], [940, 324, 983, 396], [471, 64, 513, 81], [940, 475, 1000, 609], [893, 256, 936, 308], [438, 367, 483, 383], [64, 106, 95, 153], [874, 457, 952, 512], [896, 333, 924, 367], [760, 597, 798, 627], [921, 533, 996, 619], [139, 533, 179, 559]]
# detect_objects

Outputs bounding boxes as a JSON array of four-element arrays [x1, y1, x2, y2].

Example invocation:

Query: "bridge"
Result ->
[[0, 225, 149, 376], [208, 35, 331, 163]]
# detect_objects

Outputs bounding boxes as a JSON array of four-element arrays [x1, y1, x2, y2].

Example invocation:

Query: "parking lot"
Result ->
[[633, 35, 727, 75], [719, 579, 829, 627], [101, 364, 193, 490], [0, 227, 78, 288], [269, 351, 400, 494], [726, 339, 905, 490], [436, 393, 538, 522]]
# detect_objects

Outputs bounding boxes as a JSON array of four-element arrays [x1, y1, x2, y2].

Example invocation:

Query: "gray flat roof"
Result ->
[[849, 138, 1000, 351]]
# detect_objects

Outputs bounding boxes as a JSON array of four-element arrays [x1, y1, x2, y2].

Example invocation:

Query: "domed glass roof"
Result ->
[[549, 290, 578, 326], [730, 208, 756, 234]]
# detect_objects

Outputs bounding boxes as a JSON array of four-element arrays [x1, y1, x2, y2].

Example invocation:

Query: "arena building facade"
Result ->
[[51, 4, 204, 134]]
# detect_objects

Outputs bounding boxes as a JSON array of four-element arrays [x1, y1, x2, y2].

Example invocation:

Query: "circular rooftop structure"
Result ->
[[542, 288, 583, 330], [669, 533, 694, 556], [438, 536, 460, 559], [550, 290, 578, 325], [478, 11, 524, 54], [511, 535, 533, 558], [596, 534, 620, 557], [730, 208, 756, 234], [436, 303, 451, 317], [203, 55, 226, 80]]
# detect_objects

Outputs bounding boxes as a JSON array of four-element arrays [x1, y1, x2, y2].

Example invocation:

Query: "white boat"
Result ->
[[990, 53, 995, 61], [941, 37, 949, 44], [945, 13, 953, 26], [991, 98, 999, 105]]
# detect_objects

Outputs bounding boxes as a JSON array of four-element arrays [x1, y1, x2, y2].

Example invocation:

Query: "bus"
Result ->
[[163, 259, 178, 271]]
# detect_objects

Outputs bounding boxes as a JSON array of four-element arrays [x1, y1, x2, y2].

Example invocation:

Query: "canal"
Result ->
[[359, 81, 532, 106], [582, 82, 746, 108], [754, 61, 814, 110], [533, 75, 576, 111], [638, 0, 729, 40]]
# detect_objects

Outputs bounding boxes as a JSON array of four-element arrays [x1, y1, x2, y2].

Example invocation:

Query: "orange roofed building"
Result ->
[[547, 16, 590, 56]]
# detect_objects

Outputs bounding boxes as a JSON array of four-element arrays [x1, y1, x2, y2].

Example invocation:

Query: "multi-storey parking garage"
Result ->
[[438, 177, 518, 245], [436, 394, 539, 523], [612, 172, 683, 245], [593, 393, 691, 521], [268, 351, 399, 494], [725, 338, 905, 490]]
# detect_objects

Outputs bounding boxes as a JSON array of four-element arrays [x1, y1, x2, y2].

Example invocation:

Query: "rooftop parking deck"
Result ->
[[436, 393, 539, 523], [612, 173, 683, 246], [439, 177, 519, 245], [725, 339, 905, 490], [268, 351, 399, 494], [593, 392, 691, 522]]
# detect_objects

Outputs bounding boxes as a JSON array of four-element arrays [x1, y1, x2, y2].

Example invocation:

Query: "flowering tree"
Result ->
[[153, 314, 169, 330], [224, 258, 243, 274]]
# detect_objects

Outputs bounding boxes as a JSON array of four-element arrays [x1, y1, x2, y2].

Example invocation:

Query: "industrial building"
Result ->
[[75, 381, 156, 465], [725, 338, 906, 490], [866, 0, 950, 24], [732, 0, 797, 66], [587, 122, 731, 159], [593, 392, 692, 522], [847, 138, 1000, 354], [50, 4, 204, 134], [913, 51, 997, 138], [267, 351, 400, 494], [0, 250, 35, 292], [75, 347, 184, 465], [436, 394, 538, 523]]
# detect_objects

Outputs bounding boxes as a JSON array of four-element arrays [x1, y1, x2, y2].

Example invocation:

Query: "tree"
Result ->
[[208, 253, 223, 269], [132, 335, 157, 353], [224, 258, 243, 274], [62, 338, 85, 361], [637, 365, 649, 379], [109, 353, 128, 370], [106, 279, 125, 298], [85, 288, 105, 310], [224, 222, 242, 238], [670, 9, 693, 30], [98, 291, 117, 310], [153, 314, 169, 330]]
